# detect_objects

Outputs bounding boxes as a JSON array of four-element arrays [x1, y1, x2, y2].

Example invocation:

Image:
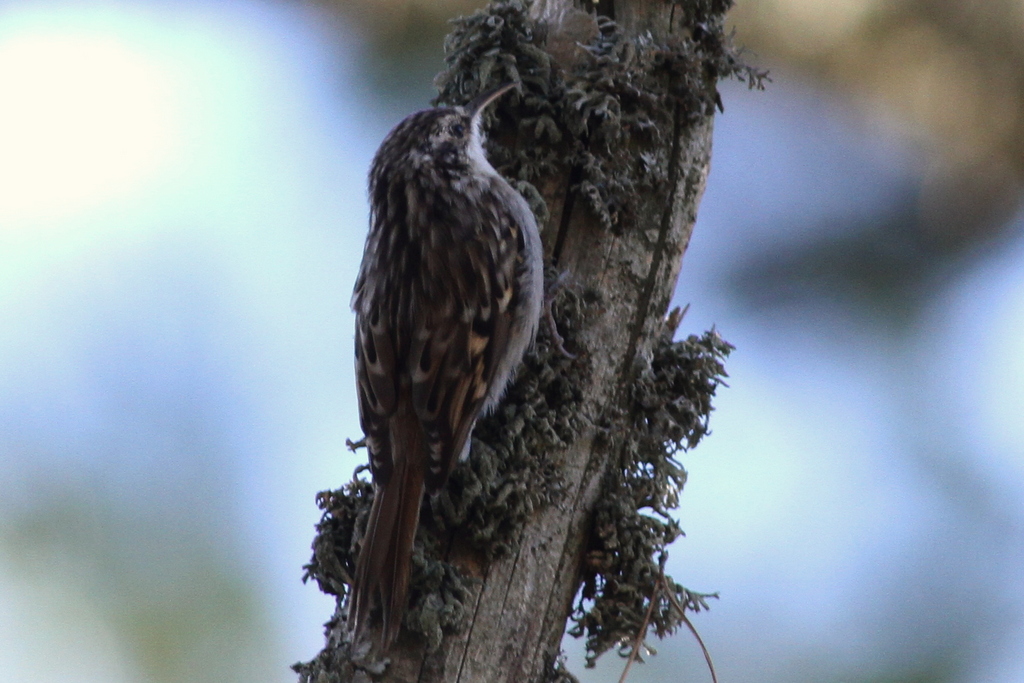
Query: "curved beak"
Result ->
[[468, 82, 517, 119]]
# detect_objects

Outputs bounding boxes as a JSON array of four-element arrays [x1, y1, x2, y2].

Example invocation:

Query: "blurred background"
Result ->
[[1, 0, 1022, 682]]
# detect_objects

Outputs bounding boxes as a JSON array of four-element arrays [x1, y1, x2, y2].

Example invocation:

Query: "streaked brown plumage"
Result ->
[[348, 84, 543, 651]]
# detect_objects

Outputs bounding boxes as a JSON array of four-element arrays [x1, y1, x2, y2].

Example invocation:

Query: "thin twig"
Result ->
[[663, 570, 719, 683], [617, 560, 720, 683], [667, 592, 719, 683], [617, 575, 661, 683]]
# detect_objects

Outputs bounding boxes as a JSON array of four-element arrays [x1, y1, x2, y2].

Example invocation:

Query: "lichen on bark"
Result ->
[[296, 0, 757, 679], [433, 0, 765, 235], [571, 322, 732, 667]]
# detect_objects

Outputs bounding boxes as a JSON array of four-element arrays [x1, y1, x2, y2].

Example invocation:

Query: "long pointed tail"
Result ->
[[348, 412, 426, 651]]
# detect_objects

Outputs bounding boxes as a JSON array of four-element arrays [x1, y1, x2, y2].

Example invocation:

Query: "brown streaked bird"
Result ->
[[348, 83, 543, 651]]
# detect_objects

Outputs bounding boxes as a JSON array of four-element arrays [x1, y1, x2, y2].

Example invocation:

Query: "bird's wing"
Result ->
[[354, 304, 399, 485], [406, 183, 522, 491], [353, 175, 525, 490]]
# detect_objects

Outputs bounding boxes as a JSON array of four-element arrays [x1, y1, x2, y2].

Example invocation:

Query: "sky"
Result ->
[[0, 1, 1021, 683]]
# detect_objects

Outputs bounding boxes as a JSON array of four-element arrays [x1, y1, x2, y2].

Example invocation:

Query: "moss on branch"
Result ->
[[296, 1, 752, 679]]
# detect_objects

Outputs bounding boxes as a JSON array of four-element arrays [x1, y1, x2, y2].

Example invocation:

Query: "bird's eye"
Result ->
[[452, 123, 465, 137]]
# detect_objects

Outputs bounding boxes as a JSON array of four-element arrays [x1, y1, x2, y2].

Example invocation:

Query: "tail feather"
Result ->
[[378, 459, 425, 647], [349, 406, 425, 651]]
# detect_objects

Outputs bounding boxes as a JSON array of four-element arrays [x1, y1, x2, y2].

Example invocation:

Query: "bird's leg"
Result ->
[[544, 269, 576, 360]]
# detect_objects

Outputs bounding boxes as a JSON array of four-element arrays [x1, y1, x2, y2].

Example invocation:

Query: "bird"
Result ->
[[347, 83, 544, 652]]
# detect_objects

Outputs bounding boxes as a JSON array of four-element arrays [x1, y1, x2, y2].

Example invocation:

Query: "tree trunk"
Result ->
[[296, 1, 751, 681]]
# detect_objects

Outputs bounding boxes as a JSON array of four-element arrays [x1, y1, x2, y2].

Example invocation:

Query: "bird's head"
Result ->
[[375, 83, 517, 178]]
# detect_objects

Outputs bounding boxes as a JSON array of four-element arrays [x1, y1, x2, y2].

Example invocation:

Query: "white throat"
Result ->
[[467, 116, 499, 177]]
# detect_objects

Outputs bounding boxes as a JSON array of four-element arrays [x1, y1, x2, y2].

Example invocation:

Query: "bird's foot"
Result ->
[[544, 269, 577, 360]]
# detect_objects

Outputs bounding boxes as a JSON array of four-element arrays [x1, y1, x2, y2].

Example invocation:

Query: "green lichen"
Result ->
[[303, 479, 370, 600], [570, 324, 733, 667], [545, 652, 583, 683], [433, 0, 561, 225], [434, 0, 766, 233]]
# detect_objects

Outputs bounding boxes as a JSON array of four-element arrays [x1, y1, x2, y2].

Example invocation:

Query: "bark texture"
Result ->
[[296, 1, 754, 681]]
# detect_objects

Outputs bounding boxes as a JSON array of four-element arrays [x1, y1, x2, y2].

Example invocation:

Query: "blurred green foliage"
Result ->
[[1, 486, 278, 683]]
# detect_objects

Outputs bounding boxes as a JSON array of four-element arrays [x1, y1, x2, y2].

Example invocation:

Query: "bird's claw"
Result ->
[[544, 269, 577, 360]]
